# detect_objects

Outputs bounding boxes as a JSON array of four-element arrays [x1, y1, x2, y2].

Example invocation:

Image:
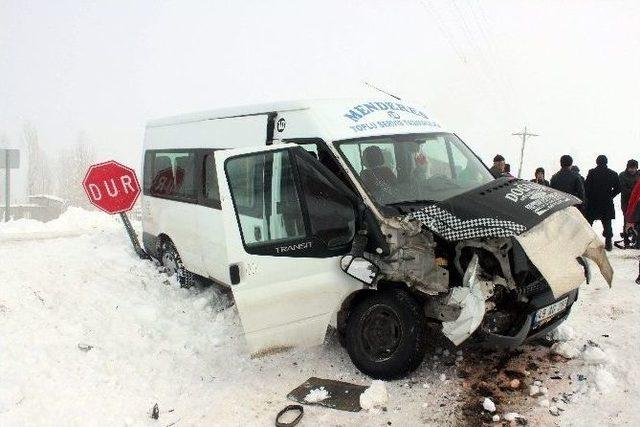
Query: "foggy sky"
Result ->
[[2, 0, 639, 183]]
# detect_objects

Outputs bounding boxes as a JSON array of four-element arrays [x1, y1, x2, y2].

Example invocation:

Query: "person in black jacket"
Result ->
[[531, 167, 550, 186], [584, 155, 621, 251], [550, 155, 585, 209]]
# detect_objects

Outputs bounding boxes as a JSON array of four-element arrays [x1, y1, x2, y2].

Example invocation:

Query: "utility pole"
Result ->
[[512, 126, 539, 179]]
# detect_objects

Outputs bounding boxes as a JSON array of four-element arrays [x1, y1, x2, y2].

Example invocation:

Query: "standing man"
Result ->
[[489, 155, 505, 178], [619, 159, 639, 248], [550, 155, 585, 210], [584, 155, 621, 251], [531, 167, 549, 186]]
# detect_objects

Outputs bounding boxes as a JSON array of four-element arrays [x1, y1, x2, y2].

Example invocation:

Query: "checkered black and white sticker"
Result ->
[[407, 205, 527, 241]]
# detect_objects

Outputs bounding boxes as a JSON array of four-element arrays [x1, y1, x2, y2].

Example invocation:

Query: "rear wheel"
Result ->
[[160, 240, 193, 287], [345, 289, 427, 380]]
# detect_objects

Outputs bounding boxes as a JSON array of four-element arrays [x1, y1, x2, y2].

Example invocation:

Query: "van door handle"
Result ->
[[229, 264, 240, 285]]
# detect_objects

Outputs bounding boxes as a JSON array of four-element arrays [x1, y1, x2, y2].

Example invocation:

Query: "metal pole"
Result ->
[[517, 127, 526, 179], [4, 152, 9, 222], [119, 212, 151, 259], [513, 127, 539, 179]]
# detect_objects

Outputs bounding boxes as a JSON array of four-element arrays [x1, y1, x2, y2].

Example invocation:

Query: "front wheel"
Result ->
[[345, 289, 427, 380], [160, 240, 193, 287]]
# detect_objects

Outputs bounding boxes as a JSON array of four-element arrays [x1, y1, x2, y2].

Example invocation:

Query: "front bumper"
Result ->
[[480, 288, 579, 349]]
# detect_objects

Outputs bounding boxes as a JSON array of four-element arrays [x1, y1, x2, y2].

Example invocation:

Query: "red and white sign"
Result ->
[[82, 160, 141, 214]]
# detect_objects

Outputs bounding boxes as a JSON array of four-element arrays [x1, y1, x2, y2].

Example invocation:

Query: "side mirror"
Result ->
[[340, 255, 379, 285]]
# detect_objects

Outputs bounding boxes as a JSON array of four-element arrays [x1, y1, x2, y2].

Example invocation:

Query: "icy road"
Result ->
[[1, 209, 639, 426]]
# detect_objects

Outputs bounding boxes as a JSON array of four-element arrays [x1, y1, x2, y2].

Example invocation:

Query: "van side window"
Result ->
[[295, 154, 356, 248], [203, 153, 220, 207], [146, 151, 196, 200], [226, 151, 305, 247]]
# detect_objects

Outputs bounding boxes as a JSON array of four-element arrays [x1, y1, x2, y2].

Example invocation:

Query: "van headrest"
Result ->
[[155, 155, 173, 176], [363, 145, 385, 168]]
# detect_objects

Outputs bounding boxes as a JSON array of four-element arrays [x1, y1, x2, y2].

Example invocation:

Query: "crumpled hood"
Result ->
[[515, 206, 613, 296], [406, 178, 582, 241]]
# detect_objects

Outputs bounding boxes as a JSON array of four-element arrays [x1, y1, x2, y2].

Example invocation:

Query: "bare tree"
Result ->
[[55, 132, 96, 208], [24, 122, 52, 195]]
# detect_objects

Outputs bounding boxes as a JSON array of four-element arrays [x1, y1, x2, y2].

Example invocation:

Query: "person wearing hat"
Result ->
[[619, 159, 639, 248], [489, 154, 505, 178], [584, 155, 621, 251]]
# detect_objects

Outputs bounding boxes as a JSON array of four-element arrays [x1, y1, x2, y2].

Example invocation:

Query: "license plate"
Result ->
[[533, 298, 568, 328]]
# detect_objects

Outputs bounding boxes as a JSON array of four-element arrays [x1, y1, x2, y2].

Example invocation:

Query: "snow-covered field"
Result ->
[[1, 209, 638, 426]]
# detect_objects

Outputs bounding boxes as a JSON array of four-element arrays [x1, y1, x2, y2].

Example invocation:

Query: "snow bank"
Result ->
[[0, 207, 117, 240], [359, 380, 388, 412]]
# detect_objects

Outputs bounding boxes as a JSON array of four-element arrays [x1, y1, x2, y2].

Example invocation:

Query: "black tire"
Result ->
[[345, 289, 427, 380], [159, 239, 193, 287]]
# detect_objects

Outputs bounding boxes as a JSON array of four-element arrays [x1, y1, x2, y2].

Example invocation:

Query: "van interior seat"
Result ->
[[175, 155, 193, 194], [360, 146, 397, 195], [153, 155, 175, 195]]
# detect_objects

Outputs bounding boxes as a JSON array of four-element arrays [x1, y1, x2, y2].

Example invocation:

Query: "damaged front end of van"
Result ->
[[342, 178, 613, 350]]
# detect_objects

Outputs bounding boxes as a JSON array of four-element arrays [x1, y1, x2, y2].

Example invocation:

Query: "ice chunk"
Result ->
[[304, 387, 330, 403], [504, 412, 523, 421], [551, 342, 581, 359], [482, 397, 496, 412], [360, 380, 388, 411], [548, 324, 575, 342]]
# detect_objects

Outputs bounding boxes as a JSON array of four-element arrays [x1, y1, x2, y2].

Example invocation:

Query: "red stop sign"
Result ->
[[82, 160, 141, 214]]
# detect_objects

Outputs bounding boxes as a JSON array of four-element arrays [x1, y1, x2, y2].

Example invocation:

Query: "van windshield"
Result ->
[[335, 133, 494, 206]]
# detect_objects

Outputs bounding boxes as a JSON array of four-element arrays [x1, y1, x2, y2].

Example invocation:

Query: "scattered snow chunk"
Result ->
[[360, 380, 388, 411], [492, 415, 500, 422], [538, 398, 550, 407], [540, 386, 548, 395], [482, 397, 496, 412], [304, 387, 330, 403], [442, 349, 450, 356], [503, 412, 523, 421], [593, 368, 616, 393], [551, 342, 581, 359], [583, 346, 608, 365], [533, 380, 542, 386], [529, 385, 541, 396], [439, 373, 446, 382], [548, 324, 575, 342], [456, 350, 463, 356]]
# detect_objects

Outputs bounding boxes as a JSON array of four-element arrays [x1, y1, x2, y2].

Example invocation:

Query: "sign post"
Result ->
[[82, 160, 150, 259], [0, 149, 20, 222]]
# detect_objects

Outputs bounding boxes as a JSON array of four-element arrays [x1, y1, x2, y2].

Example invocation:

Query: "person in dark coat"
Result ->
[[550, 155, 585, 209], [489, 154, 505, 178], [531, 167, 549, 186], [584, 155, 621, 251]]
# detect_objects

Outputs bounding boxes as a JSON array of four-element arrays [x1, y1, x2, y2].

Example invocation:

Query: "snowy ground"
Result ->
[[1, 209, 639, 426]]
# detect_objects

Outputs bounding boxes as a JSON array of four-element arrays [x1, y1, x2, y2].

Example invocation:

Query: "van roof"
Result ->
[[147, 99, 323, 127], [147, 98, 446, 140]]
